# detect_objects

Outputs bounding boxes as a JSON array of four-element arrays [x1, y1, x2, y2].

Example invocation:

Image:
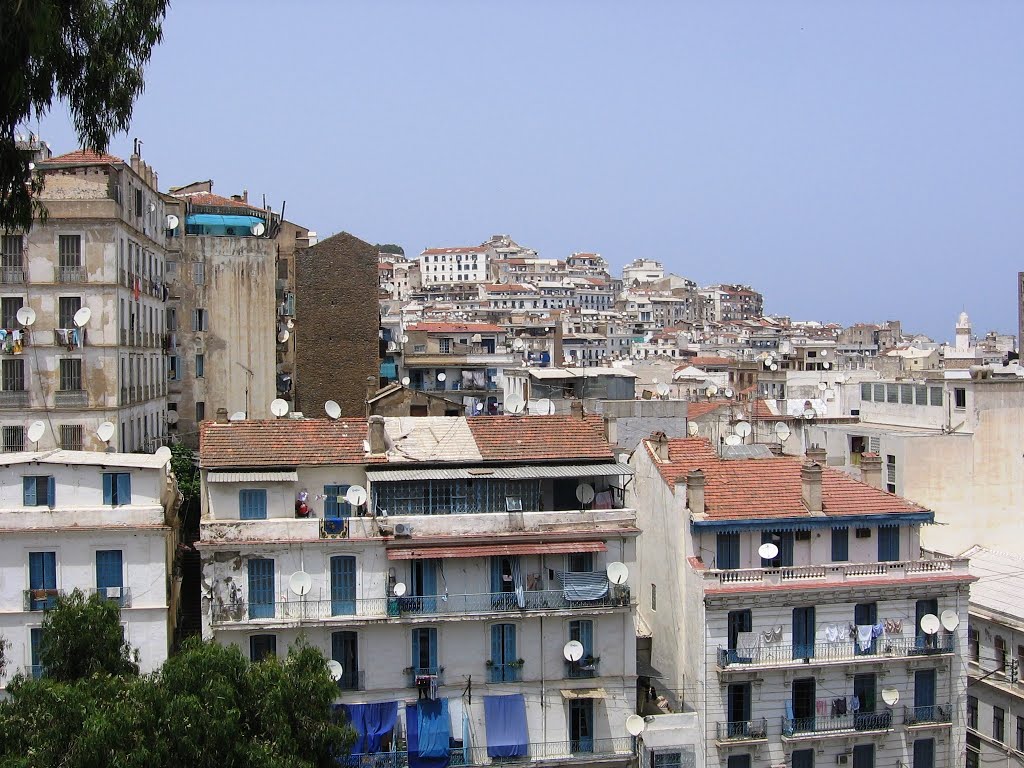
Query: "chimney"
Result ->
[[570, 400, 585, 420], [860, 452, 883, 489], [215, 407, 229, 424], [368, 415, 387, 455], [801, 462, 823, 514], [805, 444, 827, 466], [686, 469, 706, 517], [650, 431, 670, 461], [553, 321, 564, 367], [603, 414, 618, 447]]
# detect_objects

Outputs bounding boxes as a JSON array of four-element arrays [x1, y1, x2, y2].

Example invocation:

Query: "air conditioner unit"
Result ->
[[394, 522, 413, 537], [105, 586, 122, 599], [836, 754, 850, 765]]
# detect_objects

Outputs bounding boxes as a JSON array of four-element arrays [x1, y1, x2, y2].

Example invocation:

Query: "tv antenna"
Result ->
[[271, 399, 290, 418], [325, 400, 342, 420]]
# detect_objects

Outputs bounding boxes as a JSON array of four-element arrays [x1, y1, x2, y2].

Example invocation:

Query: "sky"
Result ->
[[32, 1, 1024, 342]]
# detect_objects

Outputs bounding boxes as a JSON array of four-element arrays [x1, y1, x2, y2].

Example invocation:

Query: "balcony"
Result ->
[[58, 265, 85, 282], [344, 739, 633, 768], [55, 389, 88, 408], [565, 657, 600, 679], [405, 667, 444, 689], [701, 557, 971, 592], [781, 710, 893, 739], [337, 669, 366, 692], [0, 390, 29, 408], [714, 718, 769, 745], [88, 587, 132, 608], [1, 266, 26, 283], [904, 703, 952, 727], [717, 635, 955, 672], [53, 328, 86, 347], [23, 589, 61, 611], [487, 661, 524, 683]]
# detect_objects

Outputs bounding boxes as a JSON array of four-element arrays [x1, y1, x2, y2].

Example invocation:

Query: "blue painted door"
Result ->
[[30, 627, 44, 678], [915, 669, 936, 721], [247, 558, 275, 619], [331, 556, 356, 615], [569, 699, 593, 753], [569, 620, 595, 677], [793, 606, 815, 659], [912, 738, 934, 768], [489, 623, 517, 682], [28, 551, 56, 610], [96, 550, 123, 603], [411, 627, 438, 674]]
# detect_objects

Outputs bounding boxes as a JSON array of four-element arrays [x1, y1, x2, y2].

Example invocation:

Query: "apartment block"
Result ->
[[420, 246, 491, 286]]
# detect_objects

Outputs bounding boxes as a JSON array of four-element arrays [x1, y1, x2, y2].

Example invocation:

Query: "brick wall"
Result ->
[[295, 232, 380, 419]]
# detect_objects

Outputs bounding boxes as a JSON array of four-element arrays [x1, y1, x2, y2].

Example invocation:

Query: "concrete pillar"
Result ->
[[686, 469, 706, 516], [801, 462, 823, 513], [860, 452, 883, 489]]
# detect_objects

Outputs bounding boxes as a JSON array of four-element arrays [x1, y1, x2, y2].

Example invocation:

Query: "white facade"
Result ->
[[0, 450, 179, 686], [622, 260, 664, 286], [419, 247, 491, 286]]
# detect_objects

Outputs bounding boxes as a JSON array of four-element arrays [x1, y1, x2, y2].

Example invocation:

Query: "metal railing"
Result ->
[[566, 658, 600, 679], [487, 663, 523, 683], [0, 390, 28, 407], [342, 738, 634, 767], [406, 668, 444, 688], [718, 634, 954, 668], [23, 589, 60, 611], [904, 703, 952, 726], [782, 710, 893, 737], [704, 557, 970, 588], [53, 328, 86, 347], [715, 718, 768, 742], [0, 267, 25, 283], [87, 587, 132, 608], [58, 266, 85, 282], [55, 389, 88, 407], [337, 669, 366, 692]]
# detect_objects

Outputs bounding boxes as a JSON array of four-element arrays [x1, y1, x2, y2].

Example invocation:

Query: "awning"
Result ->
[[366, 463, 633, 482], [560, 688, 607, 700], [207, 471, 298, 483], [484, 694, 528, 759], [387, 540, 606, 561]]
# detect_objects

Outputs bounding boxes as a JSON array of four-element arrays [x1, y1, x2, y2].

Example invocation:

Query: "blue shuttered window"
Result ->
[[96, 550, 123, 599], [411, 627, 438, 674], [102, 473, 132, 505], [854, 602, 878, 655], [792, 606, 815, 660], [878, 525, 900, 561], [330, 556, 356, 615], [915, 669, 936, 719], [30, 627, 44, 678], [247, 558, 275, 619], [717, 533, 740, 569], [831, 527, 849, 562], [489, 623, 518, 682], [23, 476, 55, 507], [323, 485, 352, 517], [852, 744, 874, 768], [28, 551, 57, 610], [569, 619, 596, 678], [569, 699, 594, 753], [250, 634, 277, 662], [913, 738, 934, 768], [239, 489, 268, 520], [792, 749, 814, 768], [332, 631, 359, 690]]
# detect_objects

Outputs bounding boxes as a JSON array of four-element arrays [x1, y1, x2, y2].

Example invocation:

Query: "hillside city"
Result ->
[[2, 135, 1023, 768]]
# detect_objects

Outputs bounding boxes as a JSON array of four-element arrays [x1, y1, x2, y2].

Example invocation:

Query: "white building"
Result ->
[[629, 435, 972, 768], [419, 246, 491, 286], [622, 260, 664, 286], [0, 449, 180, 686], [198, 414, 638, 766]]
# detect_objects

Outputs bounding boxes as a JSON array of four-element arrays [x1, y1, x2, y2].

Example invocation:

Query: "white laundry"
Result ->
[[856, 624, 874, 652], [736, 631, 759, 656]]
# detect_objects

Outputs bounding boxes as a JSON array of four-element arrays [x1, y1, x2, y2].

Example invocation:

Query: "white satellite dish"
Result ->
[[724, 387, 735, 398], [775, 422, 791, 441], [920, 614, 941, 635], [346, 485, 368, 507], [166, 214, 179, 230], [16, 306, 36, 327], [475, 402, 484, 412], [387, 341, 398, 352], [734, 421, 752, 438], [271, 399, 290, 417], [97, 421, 116, 442], [607, 562, 629, 585], [505, 393, 525, 414], [229, 411, 246, 422], [824, 388, 835, 400], [576, 483, 596, 505], [251, 222, 266, 237], [512, 338, 525, 350], [820, 349, 829, 357], [940, 609, 960, 631], [400, 335, 409, 344], [73, 307, 92, 327], [530, 398, 554, 415], [289, 571, 312, 596], [563, 640, 585, 662], [881, 688, 899, 706], [325, 400, 342, 420], [656, 383, 670, 397], [154, 446, 172, 462], [823, 362, 831, 369], [393, 582, 407, 597], [706, 384, 719, 397], [687, 422, 699, 436], [401, 377, 411, 386], [803, 408, 816, 420], [725, 434, 742, 446], [27, 420, 45, 444], [818, 382, 828, 391], [758, 542, 779, 560], [166, 411, 179, 425], [327, 660, 344, 681], [437, 372, 446, 382], [625, 714, 646, 737], [149, 202, 156, 213], [770, 363, 779, 371], [278, 329, 290, 343]]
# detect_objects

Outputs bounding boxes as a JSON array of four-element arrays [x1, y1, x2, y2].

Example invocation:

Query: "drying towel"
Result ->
[[856, 625, 874, 652]]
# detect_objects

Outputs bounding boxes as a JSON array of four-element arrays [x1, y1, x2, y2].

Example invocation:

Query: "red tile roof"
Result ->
[[175, 191, 266, 211], [421, 246, 487, 255], [406, 322, 504, 334], [200, 419, 380, 468], [645, 437, 925, 519], [689, 356, 733, 367], [468, 415, 613, 462], [483, 283, 534, 292], [686, 401, 730, 420], [39, 149, 123, 166]]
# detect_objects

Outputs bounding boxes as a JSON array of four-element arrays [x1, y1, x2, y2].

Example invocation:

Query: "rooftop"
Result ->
[[200, 419, 375, 468], [406, 322, 505, 334], [38, 148, 123, 166], [421, 246, 488, 255], [963, 545, 1024, 620], [0, 449, 170, 469]]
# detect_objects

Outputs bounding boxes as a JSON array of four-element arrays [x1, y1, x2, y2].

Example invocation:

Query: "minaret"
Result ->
[[955, 311, 972, 352]]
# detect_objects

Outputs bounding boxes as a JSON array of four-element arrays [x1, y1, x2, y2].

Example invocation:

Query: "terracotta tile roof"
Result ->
[[421, 246, 487, 255], [483, 283, 534, 292], [468, 415, 613, 462], [686, 401, 730, 420], [200, 419, 380, 468], [750, 399, 789, 420], [406, 322, 504, 334], [39, 149, 123, 166], [174, 191, 266, 211], [689, 356, 733, 367], [645, 437, 925, 519]]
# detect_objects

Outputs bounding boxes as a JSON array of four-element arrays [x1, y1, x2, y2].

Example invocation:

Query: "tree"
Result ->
[[0, 0, 169, 232], [375, 243, 405, 256], [38, 589, 139, 681], [170, 441, 200, 521]]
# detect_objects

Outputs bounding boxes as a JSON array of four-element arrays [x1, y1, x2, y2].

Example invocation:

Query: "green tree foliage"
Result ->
[[376, 243, 405, 256], [0, 0, 169, 232], [39, 589, 139, 681], [170, 441, 200, 512]]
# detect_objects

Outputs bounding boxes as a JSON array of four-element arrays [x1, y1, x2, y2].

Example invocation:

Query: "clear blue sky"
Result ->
[[34, 1, 1024, 342]]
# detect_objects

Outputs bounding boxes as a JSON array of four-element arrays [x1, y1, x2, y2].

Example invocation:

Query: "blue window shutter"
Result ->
[[913, 738, 934, 768], [46, 476, 55, 507], [490, 556, 502, 593], [505, 624, 516, 663], [23, 477, 35, 506], [239, 489, 267, 520], [238, 490, 248, 518], [832, 527, 849, 561], [330, 556, 356, 615], [29, 552, 44, 590], [915, 669, 936, 709], [428, 628, 437, 670], [103, 473, 113, 504], [423, 559, 438, 595], [117, 474, 131, 505], [412, 630, 421, 670], [490, 624, 502, 680], [96, 550, 123, 590], [247, 558, 275, 619]]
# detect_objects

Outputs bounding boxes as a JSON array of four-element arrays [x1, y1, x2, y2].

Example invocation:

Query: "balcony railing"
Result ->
[[53, 327, 86, 347], [343, 739, 633, 768], [212, 586, 630, 625], [904, 703, 952, 726], [715, 718, 769, 742], [703, 557, 970, 589], [55, 389, 88, 407], [87, 587, 132, 608], [337, 669, 366, 692], [565, 658, 600, 679], [1, 266, 26, 283], [487, 662, 524, 683], [782, 710, 893, 737], [58, 265, 85, 282], [718, 634, 955, 669], [0, 390, 29, 407], [406, 667, 444, 689], [23, 589, 61, 611]]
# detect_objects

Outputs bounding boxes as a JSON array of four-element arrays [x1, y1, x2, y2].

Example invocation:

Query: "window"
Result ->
[[411, 627, 438, 674], [651, 583, 657, 611], [1, 295, 23, 327], [195, 354, 204, 378], [872, 383, 884, 402], [30, 627, 45, 678], [59, 358, 82, 391], [60, 424, 83, 451], [885, 454, 896, 493], [791, 749, 814, 768], [102, 472, 131, 505], [196, 401, 205, 422], [760, 530, 794, 567], [929, 386, 943, 406], [134, 188, 143, 217], [725, 756, 751, 768], [652, 754, 682, 768], [2, 425, 24, 452], [967, 733, 980, 768], [886, 384, 898, 403], [323, 484, 352, 518], [95, 550, 123, 599], [831, 527, 849, 561], [968, 626, 979, 662], [58, 235, 81, 266], [1017, 716, 1024, 752], [23, 475, 54, 507], [568, 619, 595, 678], [247, 558, 275, 619], [1, 234, 23, 266], [192, 308, 207, 332], [877, 525, 900, 561], [489, 623, 519, 682], [854, 603, 878, 655], [851, 744, 874, 768], [726, 610, 752, 659], [58, 296, 81, 329], [994, 705, 1005, 742], [239, 489, 267, 520], [330, 555, 356, 615], [726, 682, 752, 735], [438, 338, 451, 354], [332, 631, 360, 690], [954, 387, 966, 409], [900, 384, 913, 404], [250, 634, 277, 662], [716, 532, 740, 569], [855, 527, 871, 539], [567, 552, 593, 573], [793, 606, 815, 659], [28, 551, 57, 610], [994, 635, 1007, 672], [967, 695, 978, 729], [192, 262, 205, 285], [569, 698, 594, 753]]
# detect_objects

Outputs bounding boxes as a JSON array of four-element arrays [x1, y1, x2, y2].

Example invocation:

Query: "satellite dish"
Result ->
[[920, 614, 941, 635], [775, 422, 791, 441], [73, 307, 92, 327], [166, 411, 179, 425], [725, 434, 742, 446], [271, 399, 290, 417], [400, 335, 409, 344], [625, 714, 646, 736], [734, 421, 752, 438], [327, 660, 344, 681], [758, 542, 780, 560], [475, 402, 484, 411], [823, 361, 832, 369], [563, 640, 585, 662], [818, 382, 828, 391], [706, 384, 719, 397], [512, 338, 525, 350], [251, 222, 266, 237], [346, 485, 368, 506], [325, 400, 342, 420], [576, 483, 596, 505], [278, 329, 290, 343], [824, 388, 835, 400], [940, 609, 960, 631], [286, 318, 294, 329], [533, 398, 554, 415], [289, 571, 312, 596], [437, 372, 446, 382], [505, 393, 525, 414], [387, 341, 398, 352], [27, 420, 45, 444], [166, 214, 179, 230], [607, 562, 629, 585], [154, 446, 172, 462], [770, 363, 779, 371], [401, 377, 411, 386], [393, 582, 407, 597], [881, 688, 899, 706], [724, 387, 735, 398], [656, 383, 670, 397], [229, 411, 246, 422], [820, 349, 829, 357], [687, 422, 699, 436], [803, 408, 816, 420], [97, 421, 116, 442], [149, 202, 156, 213], [16, 306, 36, 327]]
